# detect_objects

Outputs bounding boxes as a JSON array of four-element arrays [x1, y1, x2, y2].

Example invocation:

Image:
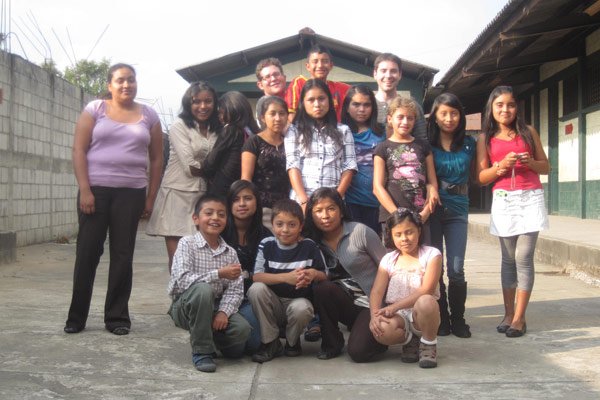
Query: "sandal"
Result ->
[[304, 325, 321, 342]]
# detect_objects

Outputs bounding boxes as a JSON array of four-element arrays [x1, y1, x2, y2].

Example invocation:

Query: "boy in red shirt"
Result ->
[[285, 44, 350, 122]]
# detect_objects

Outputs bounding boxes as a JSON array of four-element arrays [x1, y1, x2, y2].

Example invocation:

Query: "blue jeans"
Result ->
[[238, 300, 261, 354], [430, 207, 468, 283], [347, 203, 381, 236]]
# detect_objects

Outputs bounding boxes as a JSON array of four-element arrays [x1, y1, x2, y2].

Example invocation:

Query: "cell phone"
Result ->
[[516, 152, 528, 159]]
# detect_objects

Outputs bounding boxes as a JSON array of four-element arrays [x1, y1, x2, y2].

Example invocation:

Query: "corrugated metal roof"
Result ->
[[176, 28, 438, 87], [426, 0, 600, 113]]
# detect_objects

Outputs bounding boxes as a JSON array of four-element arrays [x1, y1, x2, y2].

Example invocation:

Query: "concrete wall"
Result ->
[[0, 51, 91, 249], [534, 29, 600, 219]]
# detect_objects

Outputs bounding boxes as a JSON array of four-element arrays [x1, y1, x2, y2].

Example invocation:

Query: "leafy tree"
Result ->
[[40, 59, 62, 77], [64, 58, 111, 97]]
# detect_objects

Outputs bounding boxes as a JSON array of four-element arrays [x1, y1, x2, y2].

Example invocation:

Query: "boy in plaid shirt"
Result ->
[[167, 194, 250, 372]]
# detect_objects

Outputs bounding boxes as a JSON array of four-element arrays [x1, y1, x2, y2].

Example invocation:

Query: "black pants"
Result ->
[[313, 281, 387, 362], [347, 308, 389, 363], [66, 186, 145, 331]]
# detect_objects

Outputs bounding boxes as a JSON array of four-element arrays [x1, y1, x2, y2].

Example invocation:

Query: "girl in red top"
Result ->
[[476, 86, 550, 338]]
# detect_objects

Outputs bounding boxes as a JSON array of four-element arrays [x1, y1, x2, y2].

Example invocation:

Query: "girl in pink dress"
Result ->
[[476, 85, 549, 338], [368, 208, 442, 368]]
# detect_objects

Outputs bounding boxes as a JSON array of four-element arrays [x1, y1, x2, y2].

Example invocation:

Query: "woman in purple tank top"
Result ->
[[64, 63, 163, 336]]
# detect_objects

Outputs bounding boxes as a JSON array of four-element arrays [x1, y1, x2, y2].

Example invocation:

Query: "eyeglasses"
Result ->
[[261, 72, 283, 81]]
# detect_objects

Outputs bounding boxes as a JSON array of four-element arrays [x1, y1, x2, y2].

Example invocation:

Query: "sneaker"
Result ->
[[400, 335, 419, 363], [192, 353, 217, 373], [252, 339, 283, 363], [418, 342, 437, 368], [284, 340, 302, 357]]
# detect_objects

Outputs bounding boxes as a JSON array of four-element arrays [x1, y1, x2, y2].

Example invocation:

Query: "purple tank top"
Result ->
[[85, 100, 160, 188]]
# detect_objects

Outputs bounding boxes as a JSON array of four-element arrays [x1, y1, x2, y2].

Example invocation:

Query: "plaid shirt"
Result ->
[[167, 232, 243, 317], [285, 123, 357, 200]]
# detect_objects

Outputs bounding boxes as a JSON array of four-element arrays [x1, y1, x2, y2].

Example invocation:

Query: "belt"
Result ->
[[440, 180, 469, 196]]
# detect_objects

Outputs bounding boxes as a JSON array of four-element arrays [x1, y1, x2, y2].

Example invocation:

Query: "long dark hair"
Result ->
[[222, 180, 265, 251], [341, 85, 383, 136], [292, 79, 340, 150], [427, 92, 467, 152], [178, 81, 221, 130], [482, 85, 534, 151], [303, 187, 351, 242], [219, 91, 260, 134], [383, 208, 424, 250]]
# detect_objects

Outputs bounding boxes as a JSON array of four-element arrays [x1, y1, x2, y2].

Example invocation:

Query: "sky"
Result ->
[[6, 0, 508, 128]]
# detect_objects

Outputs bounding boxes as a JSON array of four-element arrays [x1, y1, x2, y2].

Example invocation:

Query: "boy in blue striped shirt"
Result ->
[[248, 199, 327, 363]]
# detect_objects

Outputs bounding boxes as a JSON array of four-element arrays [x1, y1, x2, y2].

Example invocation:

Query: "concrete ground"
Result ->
[[1, 217, 599, 399]]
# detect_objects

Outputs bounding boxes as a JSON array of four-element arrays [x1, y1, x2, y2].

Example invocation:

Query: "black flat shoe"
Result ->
[[111, 327, 130, 335], [317, 347, 343, 360], [505, 323, 527, 338], [64, 326, 83, 334], [496, 324, 510, 333]]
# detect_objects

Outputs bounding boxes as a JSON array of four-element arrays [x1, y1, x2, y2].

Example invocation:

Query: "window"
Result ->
[[520, 97, 532, 125], [584, 59, 600, 108], [562, 75, 578, 116]]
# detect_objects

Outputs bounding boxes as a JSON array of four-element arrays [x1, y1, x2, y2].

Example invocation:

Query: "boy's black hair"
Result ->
[[307, 43, 332, 59], [271, 199, 304, 225], [194, 193, 227, 215]]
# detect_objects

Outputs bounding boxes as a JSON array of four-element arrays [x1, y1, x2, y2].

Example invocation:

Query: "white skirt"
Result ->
[[146, 187, 202, 237], [490, 188, 549, 237]]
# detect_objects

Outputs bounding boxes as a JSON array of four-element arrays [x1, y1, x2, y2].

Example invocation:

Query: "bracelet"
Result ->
[[298, 200, 307, 206]]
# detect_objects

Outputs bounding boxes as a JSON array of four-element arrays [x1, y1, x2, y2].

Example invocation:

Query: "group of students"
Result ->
[[63, 45, 550, 374]]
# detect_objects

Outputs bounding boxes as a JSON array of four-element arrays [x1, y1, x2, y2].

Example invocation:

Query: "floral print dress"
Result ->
[[373, 138, 431, 223]]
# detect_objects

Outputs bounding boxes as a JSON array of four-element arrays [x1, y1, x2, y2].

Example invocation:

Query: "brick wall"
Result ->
[[0, 51, 92, 247]]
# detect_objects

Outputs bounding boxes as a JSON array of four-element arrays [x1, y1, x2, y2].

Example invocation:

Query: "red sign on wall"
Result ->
[[565, 123, 573, 135]]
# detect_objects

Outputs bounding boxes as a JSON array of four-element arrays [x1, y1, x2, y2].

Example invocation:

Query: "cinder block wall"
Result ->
[[0, 51, 92, 247]]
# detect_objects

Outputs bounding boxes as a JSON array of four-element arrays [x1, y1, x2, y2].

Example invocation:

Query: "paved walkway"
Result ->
[[469, 212, 600, 250], [0, 225, 599, 399], [469, 213, 600, 284]]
